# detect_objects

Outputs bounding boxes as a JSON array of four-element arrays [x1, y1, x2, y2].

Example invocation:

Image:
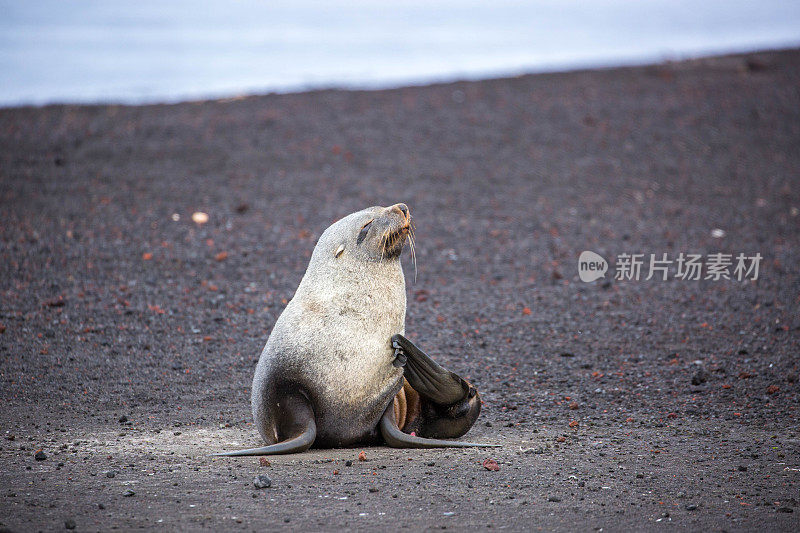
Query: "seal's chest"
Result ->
[[330, 289, 404, 332]]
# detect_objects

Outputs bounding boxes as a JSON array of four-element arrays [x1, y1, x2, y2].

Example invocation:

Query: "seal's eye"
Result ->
[[356, 220, 373, 245]]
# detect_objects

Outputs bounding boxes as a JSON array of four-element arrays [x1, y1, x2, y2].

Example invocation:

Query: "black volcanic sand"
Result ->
[[1, 49, 799, 531]]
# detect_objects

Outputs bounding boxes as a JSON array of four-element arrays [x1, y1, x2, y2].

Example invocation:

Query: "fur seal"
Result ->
[[216, 203, 496, 455]]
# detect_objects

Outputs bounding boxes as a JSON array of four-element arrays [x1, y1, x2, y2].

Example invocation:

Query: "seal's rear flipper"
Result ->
[[380, 404, 499, 448], [212, 427, 315, 456], [214, 393, 316, 456], [391, 334, 468, 405]]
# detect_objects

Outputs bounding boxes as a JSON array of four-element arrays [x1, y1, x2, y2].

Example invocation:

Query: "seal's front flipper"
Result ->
[[391, 340, 407, 368], [214, 393, 316, 456], [380, 403, 499, 448], [391, 334, 468, 405]]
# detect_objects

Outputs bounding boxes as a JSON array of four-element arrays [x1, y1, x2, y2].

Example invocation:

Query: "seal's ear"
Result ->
[[334, 244, 345, 258]]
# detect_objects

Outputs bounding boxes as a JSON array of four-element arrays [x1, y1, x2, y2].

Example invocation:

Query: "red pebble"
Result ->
[[482, 458, 500, 471]]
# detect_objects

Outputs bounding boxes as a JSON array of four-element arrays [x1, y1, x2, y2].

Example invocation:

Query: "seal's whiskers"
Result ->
[[408, 227, 418, 283]]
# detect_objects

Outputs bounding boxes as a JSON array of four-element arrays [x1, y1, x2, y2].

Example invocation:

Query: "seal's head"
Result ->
[[323, 203, 411, 263]]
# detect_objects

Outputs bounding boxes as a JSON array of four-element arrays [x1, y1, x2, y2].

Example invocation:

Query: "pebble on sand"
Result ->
[[192, 212, 209, 224], [253, 474, 272, 489], [34, 450, 47, 461], [482, 459, 500, 471]]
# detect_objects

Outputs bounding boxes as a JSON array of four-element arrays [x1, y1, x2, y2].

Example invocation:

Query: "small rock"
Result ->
[[482, 459, 500, 472], [65, 519, 76, 530], [258, 457, 270, 467], [345, 460, 353, 467], [368, 487, 378, 493], [548, 496, 562, 502], [691, 370, 708, 385], [106, 471, 116, 478], [45, 297, 66, 307], [685, 504, 697, 511], [358, 451, 367, 462], [35, 450, 47, 461], [98, 503, 105, 509], [192, 212, 209, 224], [253, 474, 271, 489], [777, 507, 793, 513], [123, 490, 135, 497], [118, 415, 128, 424], [738, 465, 748, 472]]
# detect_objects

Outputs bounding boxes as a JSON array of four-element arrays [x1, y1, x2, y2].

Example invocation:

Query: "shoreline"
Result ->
[[2, 46, 797, 110]]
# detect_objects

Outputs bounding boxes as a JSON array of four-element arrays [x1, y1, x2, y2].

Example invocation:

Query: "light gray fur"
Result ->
[[251, 206, 407, 447]]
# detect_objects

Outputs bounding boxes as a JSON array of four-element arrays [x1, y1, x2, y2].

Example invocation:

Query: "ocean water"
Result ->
[[1, 0, 799, 106]]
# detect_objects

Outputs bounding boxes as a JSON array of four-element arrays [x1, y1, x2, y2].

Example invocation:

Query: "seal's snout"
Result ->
[[379, 203, 412, 259], [391, 203, 410, 222]]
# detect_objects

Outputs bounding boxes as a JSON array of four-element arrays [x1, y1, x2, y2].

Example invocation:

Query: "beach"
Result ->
[[1, 49, 799, 530]]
